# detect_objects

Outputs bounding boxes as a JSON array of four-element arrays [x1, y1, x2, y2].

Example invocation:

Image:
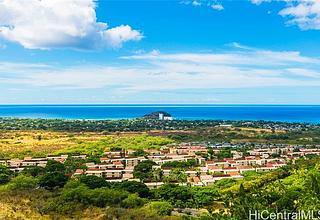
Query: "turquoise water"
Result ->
[[0, 105, 319, 123]]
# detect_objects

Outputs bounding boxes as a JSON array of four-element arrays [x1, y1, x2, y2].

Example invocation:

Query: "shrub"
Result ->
[[7, 175, 38, 190], [39, 172, 68, 189], [22, 166, 45, 177], [121, 194, 146, 208], [79, 175, 109, 189], [155, 184, 193, 207], [113, 181, 150, 198], [133, 160, 156, 182], [0, 165, 14, 184], [143, 201, 173, 216]]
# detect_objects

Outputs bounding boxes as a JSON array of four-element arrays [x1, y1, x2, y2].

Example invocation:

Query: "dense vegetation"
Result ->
[[0, 118, 317, 132], [161, 159, 198, 169], [168, 126, 320, 145], [1, 156, 320, 219], [1, 118, 320, 146], [0, 118, 222, 132]]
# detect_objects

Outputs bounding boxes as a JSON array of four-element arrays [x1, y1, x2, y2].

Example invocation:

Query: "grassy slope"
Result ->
[[0, 131, 175, 158]]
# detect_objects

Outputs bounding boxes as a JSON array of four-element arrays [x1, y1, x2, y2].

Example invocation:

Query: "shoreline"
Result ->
[[0, 105, 319, 123], [0, 116, 319, 125]]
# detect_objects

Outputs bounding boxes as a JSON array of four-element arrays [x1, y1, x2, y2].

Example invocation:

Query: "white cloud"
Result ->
[[182, 0, 224, 11], [285, 68, 320, 78], [122, 47, 318, 66], [250, 0, 271, 5], [251, 0, 320, 30], [0, 0, 143, 50], [230, 42, 254, 50], [279, 0, 320, 30], [192, 1, 202, 6], [103, 25, 143, 48], [211, 4, 224, 11], [2, 45, 320, 93]]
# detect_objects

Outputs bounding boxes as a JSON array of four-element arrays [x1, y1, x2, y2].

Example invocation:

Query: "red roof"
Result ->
[[223, 167, 238, 170], [87, 168, 105, 171], [100, 157, 109, 160], [74, 169, 85, 174], [214, 160, 227, 163], [238, 165, 254, 169], [212, 173, 230, 177], [265, 163, 275, 168], [113, 161, 123, 165], [193, 176, 201, 183], [229, 171, 240, 176], [207, 165, 221, 170]]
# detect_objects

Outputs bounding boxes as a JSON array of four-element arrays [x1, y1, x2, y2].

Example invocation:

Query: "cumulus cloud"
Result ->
[[279, 0, 320, 30], [211, 4, 224, 11], [0, 0, 143, 50], [182, 0, 224, 11], [250, 0, 271, 5], [192, 1, 202, 6], [251, 0, 320, 30]]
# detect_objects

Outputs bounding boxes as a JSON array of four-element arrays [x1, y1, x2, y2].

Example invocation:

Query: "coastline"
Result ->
[[0, 104, 319, 123]]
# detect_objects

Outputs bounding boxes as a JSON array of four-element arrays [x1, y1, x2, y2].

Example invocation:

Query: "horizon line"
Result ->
[[1, 104, 320, 106]]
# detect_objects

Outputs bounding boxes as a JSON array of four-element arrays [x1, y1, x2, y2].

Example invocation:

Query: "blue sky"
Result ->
[[0, 0, 320, 104]]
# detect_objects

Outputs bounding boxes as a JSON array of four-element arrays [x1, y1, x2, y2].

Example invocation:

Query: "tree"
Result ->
[[306, 169, 320, 195], [22, 166, 45, 177], [64, 157, 86, 174], [114, 181, 150, 198], [8, 175, 38, 190], [231, 184, 266, 219], [0, 173, 11, 185], [85, 155, 101, 164], [217, 148, 232, 160], [45, 160, 65, 173], [164, 168, 187, 183], [152, 168, 164, 182], [242, 171, 262, 181], [80, 175, 109, 189], [207, 148, 214, 160], [214, 178, 237, 189], [133, 160, 156, 182], [121, 194, 146, 208], [36, 135, 42, 141], [89, 187, 129, 207], [39, 172, 68, 189], [143, 201, 173, 216], [39, 160, 68, 189], [132, 149, 146, 157], [0, 165, 14, 184], [155, 184, 193, 208], [161, 159, 197, 169], [192, 187, 220, 208]]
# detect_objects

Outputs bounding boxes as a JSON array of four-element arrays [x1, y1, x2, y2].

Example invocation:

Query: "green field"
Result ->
[[0, 131, 175, 158]]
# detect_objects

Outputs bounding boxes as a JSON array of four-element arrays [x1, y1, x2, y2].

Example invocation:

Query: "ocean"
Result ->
[[0, 105, 319, 123]]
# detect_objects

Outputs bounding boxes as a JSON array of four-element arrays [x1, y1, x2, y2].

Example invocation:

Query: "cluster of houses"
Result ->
[[1, 144, 319, 188]]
